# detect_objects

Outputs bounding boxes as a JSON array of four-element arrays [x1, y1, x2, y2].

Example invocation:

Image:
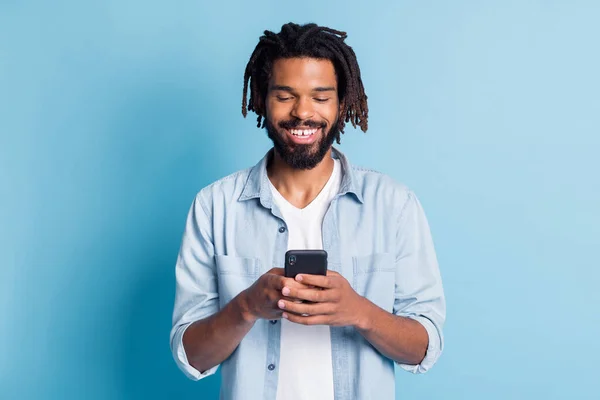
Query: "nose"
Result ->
[[290, 97, 315, 120]]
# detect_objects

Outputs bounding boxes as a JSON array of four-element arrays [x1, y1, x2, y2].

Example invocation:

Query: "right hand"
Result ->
[[239, 268, 308, 322]]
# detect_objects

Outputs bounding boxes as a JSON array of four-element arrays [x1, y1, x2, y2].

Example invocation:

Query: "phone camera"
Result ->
[[289, 255, 296, 265]]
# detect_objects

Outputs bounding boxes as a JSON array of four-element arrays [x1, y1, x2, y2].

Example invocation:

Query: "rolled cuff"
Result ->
[[171, 322, 219, 381], [397, 315, 442, 374]]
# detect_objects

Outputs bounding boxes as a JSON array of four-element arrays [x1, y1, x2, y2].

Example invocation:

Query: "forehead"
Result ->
[[269, 58, 337, 89]]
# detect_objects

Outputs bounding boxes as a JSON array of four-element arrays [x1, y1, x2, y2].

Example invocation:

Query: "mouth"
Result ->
[[284, 127, 321, 144]]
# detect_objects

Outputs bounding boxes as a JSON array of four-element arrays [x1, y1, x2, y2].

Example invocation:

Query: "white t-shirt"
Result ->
[[270, 158, 341, 400]]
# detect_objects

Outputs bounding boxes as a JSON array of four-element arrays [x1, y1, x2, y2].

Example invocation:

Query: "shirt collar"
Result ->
[[238, 146, 364, 205]]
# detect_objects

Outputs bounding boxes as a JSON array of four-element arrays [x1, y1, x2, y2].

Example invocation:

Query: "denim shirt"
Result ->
[[170, 147, 446, 400]]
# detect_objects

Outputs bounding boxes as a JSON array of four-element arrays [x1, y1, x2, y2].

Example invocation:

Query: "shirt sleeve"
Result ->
[[169, 193, 221, 381], [393, 190, 446, 373]]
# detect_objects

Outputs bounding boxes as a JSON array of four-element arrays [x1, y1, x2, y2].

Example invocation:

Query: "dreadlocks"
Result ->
[[241, 22, 368, 144]]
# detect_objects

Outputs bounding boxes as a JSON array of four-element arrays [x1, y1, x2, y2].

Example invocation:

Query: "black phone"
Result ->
[[284, 249, 328, 278]]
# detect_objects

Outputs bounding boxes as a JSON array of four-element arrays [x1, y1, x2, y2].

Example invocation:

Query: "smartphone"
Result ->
[[284, 249, 328, 278]]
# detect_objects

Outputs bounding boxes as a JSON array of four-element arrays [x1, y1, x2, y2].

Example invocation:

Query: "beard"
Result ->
[[265, 117, 339, 170]]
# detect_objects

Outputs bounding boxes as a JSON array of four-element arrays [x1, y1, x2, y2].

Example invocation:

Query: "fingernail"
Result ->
[[282, 287, 290, 296], [278, 300, 285, 309], [296, 275, 303, 282], [282, 313, 288, 319]]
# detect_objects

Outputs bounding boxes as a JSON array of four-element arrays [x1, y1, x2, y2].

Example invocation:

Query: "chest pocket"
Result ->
[[351, 253, 396, 312], [215, 255, 261, 308]]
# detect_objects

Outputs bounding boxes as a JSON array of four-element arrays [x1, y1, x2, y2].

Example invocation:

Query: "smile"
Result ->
[[289, 128, 318, 136], [284, 127, 321, 144]]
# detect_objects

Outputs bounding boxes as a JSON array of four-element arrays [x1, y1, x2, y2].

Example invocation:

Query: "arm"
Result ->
[[355, 299, 429, 365], [182, 270, 306, 374], [278, 190, 445, 372], [170, 193, 308, 379], [170, 193, 223, 380], [388, 190, 446, 372], [278, 273, 431, 366], [181, 291, 256, 374]]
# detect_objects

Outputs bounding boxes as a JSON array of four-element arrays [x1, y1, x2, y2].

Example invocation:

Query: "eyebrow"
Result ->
[[270, 85, 336, 93]]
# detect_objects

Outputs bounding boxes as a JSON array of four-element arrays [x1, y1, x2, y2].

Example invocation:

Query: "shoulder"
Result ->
[[350, 164, 413, 206], [194, 167, 253, 210]]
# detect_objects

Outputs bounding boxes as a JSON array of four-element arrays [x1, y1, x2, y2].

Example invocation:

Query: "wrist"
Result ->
[[354, 296, 375, 332], [235, 290, 258, 324]]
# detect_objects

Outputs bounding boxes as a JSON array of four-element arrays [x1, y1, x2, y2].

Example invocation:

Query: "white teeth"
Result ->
[[290, 128, 318, 136]]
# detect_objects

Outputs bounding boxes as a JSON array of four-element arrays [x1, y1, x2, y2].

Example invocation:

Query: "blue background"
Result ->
[[2, 1, 599, 399]]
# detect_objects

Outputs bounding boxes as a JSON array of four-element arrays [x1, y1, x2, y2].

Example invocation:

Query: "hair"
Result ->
[[241, 22, 368, 144]]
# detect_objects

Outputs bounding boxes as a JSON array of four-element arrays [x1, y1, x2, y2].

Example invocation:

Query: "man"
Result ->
[[170, 22, 445, 400]]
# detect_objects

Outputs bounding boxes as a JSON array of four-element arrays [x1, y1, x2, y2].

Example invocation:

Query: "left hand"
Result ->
[[277, 270, 369, 327]]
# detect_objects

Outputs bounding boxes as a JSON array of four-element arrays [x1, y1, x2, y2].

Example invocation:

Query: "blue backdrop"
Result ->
[[1, 1, 599, 399]]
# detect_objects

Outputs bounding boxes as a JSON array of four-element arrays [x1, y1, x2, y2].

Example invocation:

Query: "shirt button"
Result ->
[[268, 364, 276, 371], [270, 320, 277, 324], [278, 226, 286, 233]]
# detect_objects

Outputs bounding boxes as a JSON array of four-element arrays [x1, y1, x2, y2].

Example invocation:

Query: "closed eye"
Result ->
[[314, 98, 330, 103]]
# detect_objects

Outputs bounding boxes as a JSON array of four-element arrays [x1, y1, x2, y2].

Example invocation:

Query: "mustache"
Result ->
[[278, 119, 326, 130]]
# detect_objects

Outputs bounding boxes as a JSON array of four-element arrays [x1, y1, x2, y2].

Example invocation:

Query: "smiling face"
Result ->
[[264, 57, 341, 170]]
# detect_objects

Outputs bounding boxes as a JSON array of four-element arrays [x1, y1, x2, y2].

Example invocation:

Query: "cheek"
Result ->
[[320, 103, 339, 124], [266, 101, 291, 122]]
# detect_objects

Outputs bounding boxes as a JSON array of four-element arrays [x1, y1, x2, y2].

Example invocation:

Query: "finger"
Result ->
[[295, 273, 336, 289], [283, 287, 336, 303], [280, 278, 314, 295], [268, 275, 303, 291], [282, 312, 329, 326], [281, 277, 311, 288], [277, 299, 333, 316]]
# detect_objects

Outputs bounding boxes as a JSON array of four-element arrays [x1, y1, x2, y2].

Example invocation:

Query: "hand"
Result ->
[[239, 268, 310, 322], [277, 270, 370, 328]]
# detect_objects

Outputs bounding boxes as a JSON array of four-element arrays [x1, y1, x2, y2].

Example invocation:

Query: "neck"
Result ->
[[267, 148, 335, 208]]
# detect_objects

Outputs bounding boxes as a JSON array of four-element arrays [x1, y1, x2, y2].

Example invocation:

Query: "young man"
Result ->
[[170, 22, 445, 400]]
